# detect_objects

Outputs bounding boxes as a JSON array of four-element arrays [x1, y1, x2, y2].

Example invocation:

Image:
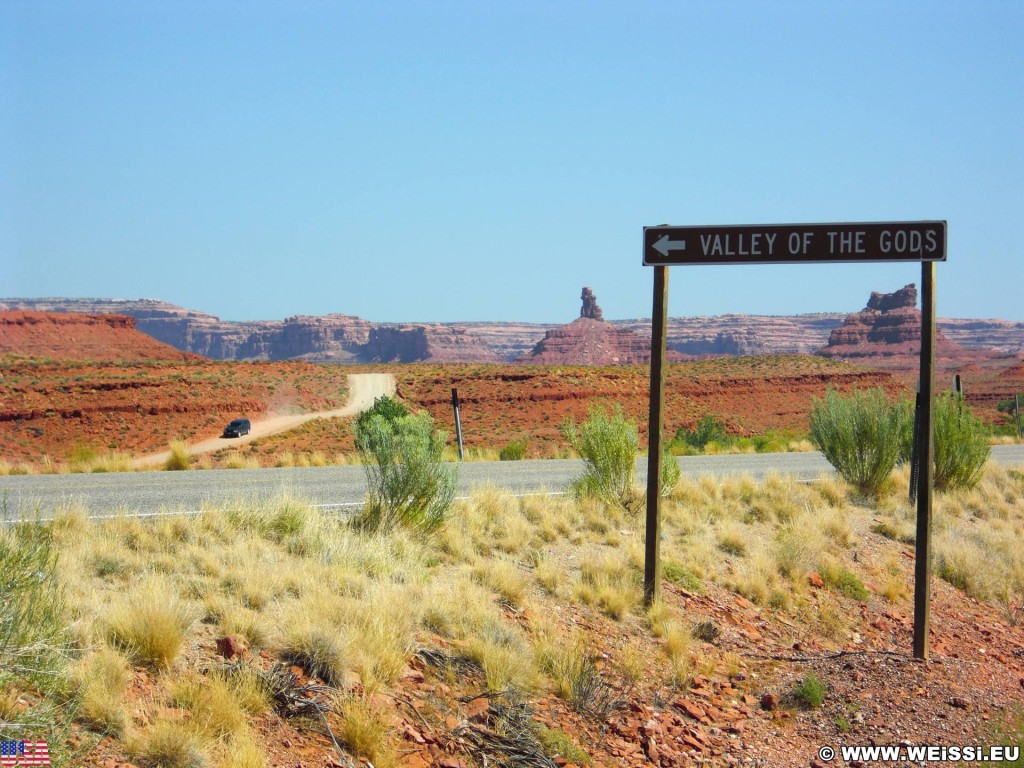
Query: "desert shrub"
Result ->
[[562, 406, 642, 513], [660, 451, 681, 497], [353, 395, 409, 451], [933, 393, 990, 490], [818, 561, 870, 601], [810, 388, 904, 496], [561, 405, 688, 514], [164, 440, 192, 471], [537, 726, 593, 765], [792, 673, 827, 708], [662, 562, 702, 592], [499, 439, 528, 461], [675, 415, 728, 451], [354, 411, 457, 534]]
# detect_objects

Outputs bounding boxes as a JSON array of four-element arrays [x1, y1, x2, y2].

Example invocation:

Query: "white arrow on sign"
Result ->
[[652, 234, 687, 258]]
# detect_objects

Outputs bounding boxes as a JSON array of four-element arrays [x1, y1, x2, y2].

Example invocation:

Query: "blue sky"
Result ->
[[3, 1, 1022, 323]]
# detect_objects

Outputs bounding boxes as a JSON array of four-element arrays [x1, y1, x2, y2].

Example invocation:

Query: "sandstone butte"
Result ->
[[816, 284, 1012, 370], [2, 290, 1023, 364], [514, 287, 686, 365]]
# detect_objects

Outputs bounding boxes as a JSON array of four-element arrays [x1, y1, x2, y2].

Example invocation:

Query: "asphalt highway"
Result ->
[[3, 446, 1022, 520]]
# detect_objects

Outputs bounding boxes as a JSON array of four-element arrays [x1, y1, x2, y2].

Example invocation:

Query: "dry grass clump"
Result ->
[[474, 558, 531, 607], [164, 441, 192, 471], [218, 731, 268, 768], [73, 645, 131, 735], [0, 459, 37, 475], [440, 486, 542, 562], [128, 720, 208, 768], [575, 548, 638, 619], [222, 451, 262, 470], [105, 576, 198, 668], [276, 616, 349, 686], [337, 697, 399, 768], [169, 672, 248, 738], [933, 466, 1024, 605]]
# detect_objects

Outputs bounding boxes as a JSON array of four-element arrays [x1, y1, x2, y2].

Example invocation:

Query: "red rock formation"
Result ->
[[516, 317, 655, 365], [816, 285, 1003, 369], [364, 324, 502, 363], [0, 311, 200, 361], [580, 286, 604, 320], [3, 296, 1020, 363], [515, 288, 680, 365]]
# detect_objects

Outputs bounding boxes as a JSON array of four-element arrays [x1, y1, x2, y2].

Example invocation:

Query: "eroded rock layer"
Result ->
[[0, 311, 199, 361]]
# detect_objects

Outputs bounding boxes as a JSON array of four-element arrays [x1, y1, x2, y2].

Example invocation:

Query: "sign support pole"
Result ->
[[644, 265, 669, 607], [451, 388, 465, 462], [913, 261, 936, 660]]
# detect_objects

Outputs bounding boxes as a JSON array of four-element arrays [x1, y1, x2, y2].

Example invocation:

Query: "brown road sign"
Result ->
[[643, 221, 946, 266]]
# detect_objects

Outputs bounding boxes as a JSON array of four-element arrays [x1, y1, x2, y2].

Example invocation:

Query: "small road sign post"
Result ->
[[1016, 395, 1022, 441], [451, 388, 465, 462], [642, 220, 945, 660]]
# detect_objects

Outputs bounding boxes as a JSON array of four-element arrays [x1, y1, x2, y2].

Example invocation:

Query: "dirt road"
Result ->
[[135, 373, 395, 468]]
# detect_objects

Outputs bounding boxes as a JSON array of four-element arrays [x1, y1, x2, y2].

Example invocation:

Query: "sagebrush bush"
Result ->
[[353, 395, 409, 451], [354, 411, 457, 534], [933, 393, 990, 490], [675, 415, 728, 451], [810, 388, 904, 496], [561, 405, 679, 514], [562, 406, 643, 513], [499, 439, 528, 461]]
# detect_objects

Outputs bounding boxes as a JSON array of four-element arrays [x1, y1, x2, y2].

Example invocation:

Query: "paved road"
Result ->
[[4, 445, 1022, 520]]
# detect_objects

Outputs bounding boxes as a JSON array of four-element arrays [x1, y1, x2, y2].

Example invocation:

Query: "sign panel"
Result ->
[[643, 221, 946, 266]]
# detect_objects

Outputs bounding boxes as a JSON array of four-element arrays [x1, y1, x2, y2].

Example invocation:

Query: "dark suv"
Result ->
[[222, 418, 251, 438]]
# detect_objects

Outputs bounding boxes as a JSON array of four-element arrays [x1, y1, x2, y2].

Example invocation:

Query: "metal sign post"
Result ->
[[644, 265, 668, 607], [913, 262, 937, 659], [642, 220, 945, 659]]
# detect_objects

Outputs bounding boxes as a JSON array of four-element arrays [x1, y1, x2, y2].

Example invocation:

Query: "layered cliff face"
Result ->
[[2, 295, 1019, 364], [365, 325, 503, 363], [816, 284, 1002, 369], [0, 311, 199, 361], [615, 314, 846, 356]]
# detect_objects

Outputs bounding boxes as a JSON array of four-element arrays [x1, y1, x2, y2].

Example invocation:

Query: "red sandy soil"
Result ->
[[0, 357, 349, 464], [7, 354, 1020, 468], [394, 359, 902, 456]]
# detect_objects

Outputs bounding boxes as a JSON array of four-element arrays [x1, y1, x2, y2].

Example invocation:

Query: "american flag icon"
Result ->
[[0, 741, 50, 767]]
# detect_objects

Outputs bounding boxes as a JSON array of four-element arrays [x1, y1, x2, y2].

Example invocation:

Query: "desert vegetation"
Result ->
[[2, 448, 1022, 765], [811, 387, 992, 496], [4, 356, 1018, 474]]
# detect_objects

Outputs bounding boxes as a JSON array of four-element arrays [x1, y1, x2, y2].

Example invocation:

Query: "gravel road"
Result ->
[[134, 373, 395, 468], [4, 445, 1022, 520]]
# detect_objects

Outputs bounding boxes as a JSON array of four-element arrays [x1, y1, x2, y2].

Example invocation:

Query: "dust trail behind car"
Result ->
[[134, 373, 395, 468]]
